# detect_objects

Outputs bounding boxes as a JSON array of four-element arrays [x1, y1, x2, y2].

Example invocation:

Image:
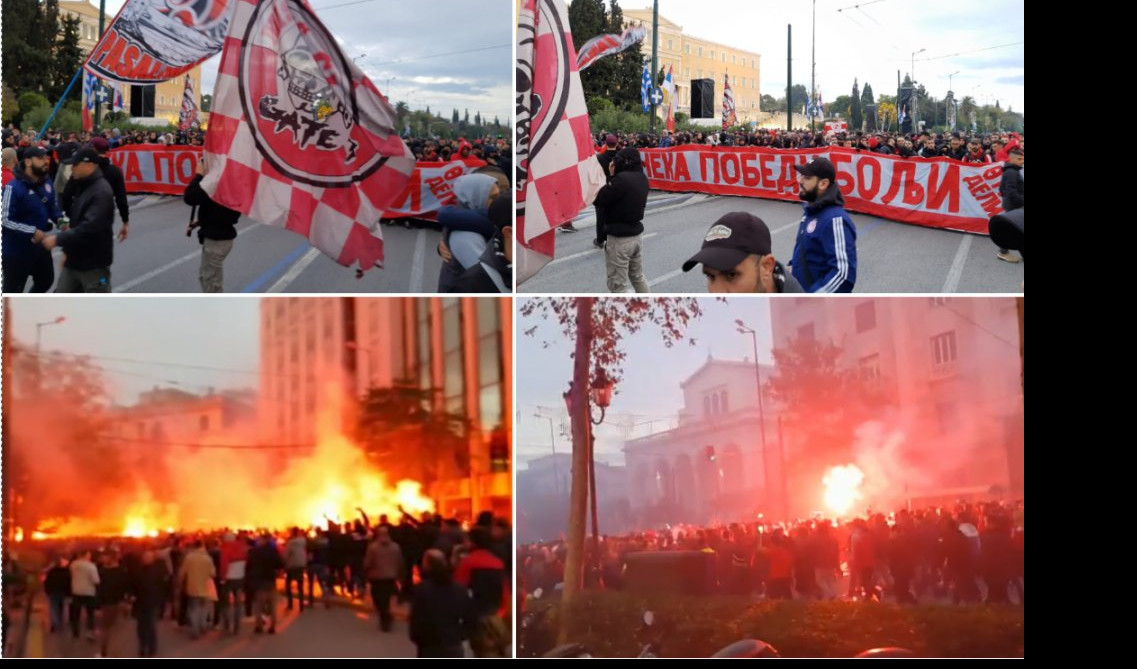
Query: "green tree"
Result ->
[[788, 84, 808, 115], [474, 111, 481, 127], [521, 297, 706, 640], [2, 0, 55, 99], [850, 79, 863, 132], [861, 82, 874, 107], [569, 0, 612, 104], [451, 108, 459, 124], [828, 95, 851, 119], [606, 0, 645, 111], [761, 93, 780, 112], [463, 108, 470, 125], [356, 381, 471, 488], [51, 13, 83, 104], [2, 85, 19, 125]]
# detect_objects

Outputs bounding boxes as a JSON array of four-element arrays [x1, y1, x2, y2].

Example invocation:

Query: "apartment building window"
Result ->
[[477, 300, 503, 430], [685, 44, 690, 54], [709, 49, 714, 59], [667, 39, 673, 50], [855, 301, 877, 333], [732, 54, 736, 64], [859, 354, 881, 382], [721, 52, 726, 62], [711, 394, 721, 415], [798, 323, 816, 342], [160, 95, 166, 106], [720, 391, 729, 414], [442, 299, 464, 415], [931, 331, 958, 366], [703, 396, 711, 417], [698, 46, 703, 57], [684, 68, 690, 77], [416, 299, 431, 390]]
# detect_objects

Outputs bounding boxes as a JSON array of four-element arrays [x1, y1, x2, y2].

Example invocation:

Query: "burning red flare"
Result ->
[[823, 464, 865, 516]]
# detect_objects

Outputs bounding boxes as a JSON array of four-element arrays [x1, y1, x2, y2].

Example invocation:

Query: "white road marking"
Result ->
[[113, 224, 259, 293], [409, 228, 427, 292], [941, 233, 974, 293], [267, 247, 320, 293], [548, 233, 659, 267]]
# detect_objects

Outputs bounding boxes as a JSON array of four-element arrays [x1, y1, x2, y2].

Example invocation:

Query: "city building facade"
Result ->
[[623, 356, 782, 527], [768, 297, 1025, 504], [623, 8, 763, 124], [259, 298, 512, 520]]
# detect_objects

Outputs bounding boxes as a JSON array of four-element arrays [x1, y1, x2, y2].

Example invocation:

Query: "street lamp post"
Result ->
[[911, 48, 926, 129], [736, 320, 777, 520], [36, 316, 66, 355]]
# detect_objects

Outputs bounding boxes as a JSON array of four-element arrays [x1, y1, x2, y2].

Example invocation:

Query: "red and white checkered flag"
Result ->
[[516, 0, 607, 284], [201, 0, 414, 271]]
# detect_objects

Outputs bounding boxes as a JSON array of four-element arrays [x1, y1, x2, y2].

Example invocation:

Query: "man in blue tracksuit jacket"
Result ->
[[2, 146, 62, 292], [789, 157, 857, 293]]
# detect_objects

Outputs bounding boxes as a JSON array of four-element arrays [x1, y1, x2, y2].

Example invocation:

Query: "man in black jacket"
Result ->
[[38, 147, 115, 292], [997, 148, 1024, 263], [184, 155, 240, 292], [593, 147, 649, 293], [409, 549, 473, 658], [593, 134, 619, 249], [90, 137, 130, 242]]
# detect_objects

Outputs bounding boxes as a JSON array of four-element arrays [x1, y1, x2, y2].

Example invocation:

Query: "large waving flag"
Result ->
[[516, 0, 607, 284], [663, 64, 676, 133], [640, 63, 651, 113], [84, 0, 235, 84], [178, 75, 199, 130], [82, 69, 99, 132], [201, 0, 415, 271], [722, 72, 737, 130], [576, 24, 646, 72]]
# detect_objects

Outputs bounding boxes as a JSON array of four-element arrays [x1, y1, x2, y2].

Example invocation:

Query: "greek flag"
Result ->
[[641, 64, 651, 112]]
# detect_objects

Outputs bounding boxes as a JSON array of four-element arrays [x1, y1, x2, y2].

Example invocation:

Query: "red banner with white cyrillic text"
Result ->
[[640, 146, 1005, 233], [112, 146, 485, 222], [109, 145, 203, 195]]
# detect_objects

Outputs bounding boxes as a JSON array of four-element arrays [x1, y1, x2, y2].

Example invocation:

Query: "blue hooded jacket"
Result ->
[[2, 170, 62, 261], [790, 184, 857, 293]]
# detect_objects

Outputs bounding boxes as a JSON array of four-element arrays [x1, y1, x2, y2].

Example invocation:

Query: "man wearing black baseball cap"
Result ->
[[36, 146, 116, 292], [789, 156, 857, 293], [682, 212, 803, 293]]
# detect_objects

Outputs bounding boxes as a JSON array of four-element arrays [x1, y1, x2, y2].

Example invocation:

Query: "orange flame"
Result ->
[[30, 393, 434, 540], [823, 464, 865, 516]]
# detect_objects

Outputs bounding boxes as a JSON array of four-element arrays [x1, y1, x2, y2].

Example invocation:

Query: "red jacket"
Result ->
[[1, 166, 14, 188], [219, 540, 249, 579]]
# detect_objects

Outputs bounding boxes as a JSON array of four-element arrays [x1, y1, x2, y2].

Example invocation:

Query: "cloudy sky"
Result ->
[[516, 298, 774, 469], [626, 0, 1024, 112], [7, 297, 260, 405], [102, 0, 513, 123]]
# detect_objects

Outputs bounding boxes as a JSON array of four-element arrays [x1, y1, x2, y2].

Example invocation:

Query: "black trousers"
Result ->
[[1, 249, 54, 293], [369, 579, 397, 630]]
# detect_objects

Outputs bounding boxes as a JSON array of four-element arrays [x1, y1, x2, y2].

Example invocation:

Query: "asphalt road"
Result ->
[[28, 596, 419, 658], [520, 192, 1024, 294], [24, 196, 447, 293]]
